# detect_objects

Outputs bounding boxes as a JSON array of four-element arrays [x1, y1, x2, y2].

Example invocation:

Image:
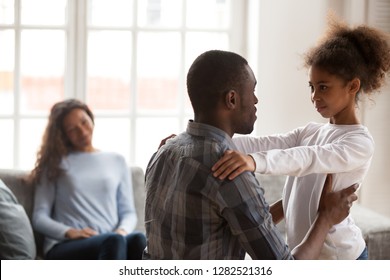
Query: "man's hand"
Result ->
[[212, 150, 256, 180], [318, 174, 358, 228], [292, 174, 358, 259], [65, 227, 98, 240]]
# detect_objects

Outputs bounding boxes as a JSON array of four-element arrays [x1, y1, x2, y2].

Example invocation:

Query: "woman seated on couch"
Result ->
[[29, 98, 146, 260]]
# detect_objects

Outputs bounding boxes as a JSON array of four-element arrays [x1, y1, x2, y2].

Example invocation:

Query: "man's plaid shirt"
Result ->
[[143, 121, 292, 260]]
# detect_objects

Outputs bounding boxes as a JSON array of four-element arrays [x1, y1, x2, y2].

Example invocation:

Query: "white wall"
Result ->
[[256, 0, 326, 136], [362, 86, 390, 218], [253, 0, 390, 217]]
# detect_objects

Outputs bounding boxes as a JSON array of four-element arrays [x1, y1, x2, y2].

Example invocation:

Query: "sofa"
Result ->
[[0, 167, 146, 259], [1, 168, 390, 259]]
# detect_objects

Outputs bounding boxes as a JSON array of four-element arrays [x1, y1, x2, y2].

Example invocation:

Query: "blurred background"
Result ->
[[1, 0, 389, 217]]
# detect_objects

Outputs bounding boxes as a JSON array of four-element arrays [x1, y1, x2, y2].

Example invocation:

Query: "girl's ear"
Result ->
[[349, 78, 361, 94], [225, 90, 238, 109]]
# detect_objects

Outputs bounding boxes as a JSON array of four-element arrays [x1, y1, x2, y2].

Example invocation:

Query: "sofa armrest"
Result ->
[[129, 166, 146, 233]]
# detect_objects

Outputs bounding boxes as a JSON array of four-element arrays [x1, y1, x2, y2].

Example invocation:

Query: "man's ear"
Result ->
[[225, 90, 238, 109], [349, 78, 361, 95]]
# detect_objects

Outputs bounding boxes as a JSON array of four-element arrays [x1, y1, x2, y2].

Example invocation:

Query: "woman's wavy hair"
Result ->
[[28, 99, 94, 185]]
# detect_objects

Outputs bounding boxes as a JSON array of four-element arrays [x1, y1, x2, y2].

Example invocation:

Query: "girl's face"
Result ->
[[308, 65, 360, 125], [62, 108, 94, 152]]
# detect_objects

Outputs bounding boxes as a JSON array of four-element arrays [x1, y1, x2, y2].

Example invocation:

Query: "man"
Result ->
[[143, 50, 357, 259]]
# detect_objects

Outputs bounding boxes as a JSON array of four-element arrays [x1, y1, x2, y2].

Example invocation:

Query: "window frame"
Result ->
[[1, 0, 249, 170]]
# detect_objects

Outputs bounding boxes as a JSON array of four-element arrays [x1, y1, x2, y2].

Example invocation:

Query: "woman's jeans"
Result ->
[[46, 231, 146, 260]]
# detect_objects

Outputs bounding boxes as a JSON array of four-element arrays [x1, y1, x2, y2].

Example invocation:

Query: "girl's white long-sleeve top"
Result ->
[[233, 122, 374, 259]]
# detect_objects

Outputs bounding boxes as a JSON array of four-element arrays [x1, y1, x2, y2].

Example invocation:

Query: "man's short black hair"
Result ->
[[187, 50, 249, 113]]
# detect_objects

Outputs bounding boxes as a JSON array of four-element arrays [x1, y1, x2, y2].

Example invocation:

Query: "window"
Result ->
[[0, 0, 248, 170]]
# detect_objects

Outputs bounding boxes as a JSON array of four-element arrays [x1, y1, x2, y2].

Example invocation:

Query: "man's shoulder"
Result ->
[[164, 133, 229, 158]]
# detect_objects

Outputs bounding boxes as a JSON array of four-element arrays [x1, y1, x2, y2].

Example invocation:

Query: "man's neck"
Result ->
[[194, 116, 234, 138]]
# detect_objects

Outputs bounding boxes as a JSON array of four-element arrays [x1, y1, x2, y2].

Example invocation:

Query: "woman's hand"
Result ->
[[65, 227, 98, 239], [114, 228, 127, 236], [212, 150, 256, 180]]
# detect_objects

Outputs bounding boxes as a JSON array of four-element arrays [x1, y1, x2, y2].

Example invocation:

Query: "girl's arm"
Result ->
[[233, 128, 300, 153], [215, 129, 374, 180], [213, 127, 302, 180], [251, 133, 374, 177]]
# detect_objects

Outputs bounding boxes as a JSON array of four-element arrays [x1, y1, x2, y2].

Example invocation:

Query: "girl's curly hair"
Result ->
[[304, 15, 390, 100]]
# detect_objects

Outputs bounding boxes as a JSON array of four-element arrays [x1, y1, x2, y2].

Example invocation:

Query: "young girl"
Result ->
[[212, 19, 390, 259]]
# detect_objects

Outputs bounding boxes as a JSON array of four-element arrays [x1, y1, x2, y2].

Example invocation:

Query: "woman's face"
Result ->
[[62, 108, 94, 152]]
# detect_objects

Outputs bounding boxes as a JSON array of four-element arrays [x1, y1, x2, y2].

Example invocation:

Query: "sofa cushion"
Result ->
[[0, 179, 36, 259], [351, 204, 390, 260]]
